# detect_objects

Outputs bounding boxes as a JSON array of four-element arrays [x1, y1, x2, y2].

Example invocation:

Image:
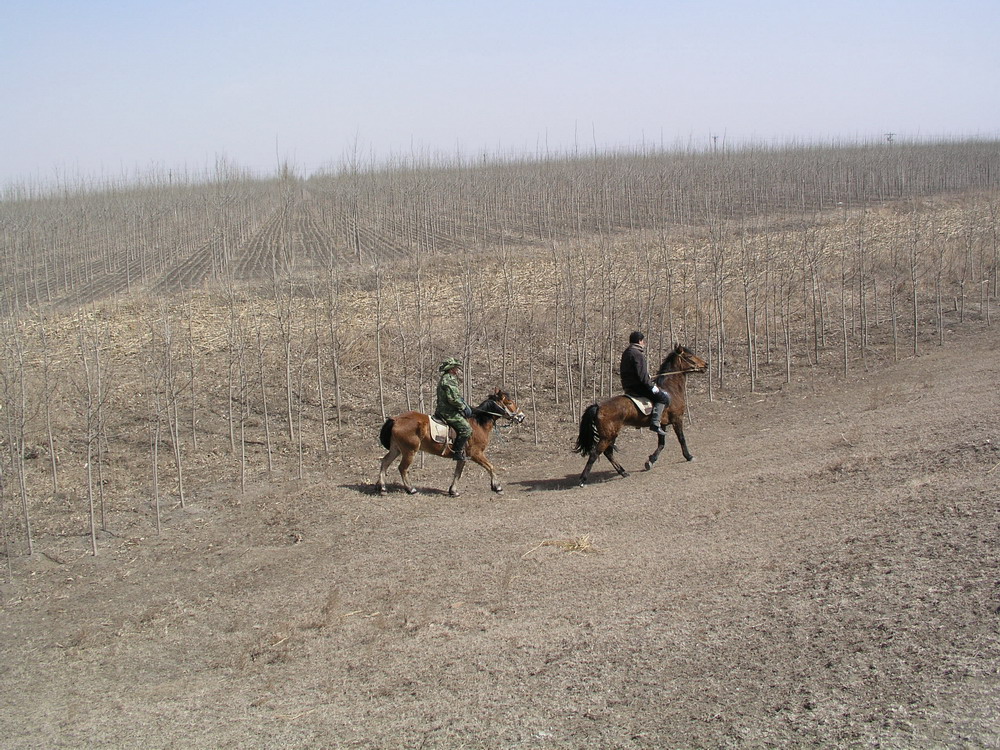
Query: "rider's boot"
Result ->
[[649, 401, 668, 436], [451, 434, 469, 461]]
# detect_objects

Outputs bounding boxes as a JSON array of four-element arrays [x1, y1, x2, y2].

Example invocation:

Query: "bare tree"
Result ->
[[155, 304, 187, 509], [142, 315, 167, 533], [251, 305, 274, 476], [33, 317, 62, 494], [374, 261, 388, 420], [76, 310, 112, 554], [906, 208, 926, 356], [272, 275, 297, 442], [0, 318, 33, 555]]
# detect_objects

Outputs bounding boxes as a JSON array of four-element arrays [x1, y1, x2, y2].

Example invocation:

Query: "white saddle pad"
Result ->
[[429, 417, 455, 444], [625, 395, 653, 415]]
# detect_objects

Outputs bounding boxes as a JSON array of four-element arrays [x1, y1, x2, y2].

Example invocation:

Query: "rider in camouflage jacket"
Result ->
[[435, 358, 473, 461]]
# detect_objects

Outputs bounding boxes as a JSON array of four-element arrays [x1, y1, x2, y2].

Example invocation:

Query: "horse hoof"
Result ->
[[686, 456, 695, 462], [492, 486, 503, 494], [449, 490, 461, 498], [643, 462, 652, 471], [377, 486, 387, 495], [406, 487, 418, 495]]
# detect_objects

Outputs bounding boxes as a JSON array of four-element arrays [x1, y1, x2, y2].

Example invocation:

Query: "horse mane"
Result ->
[[656, 346, 686, 376], [656, 345, 703, 381], [473, 390, 509, 426]]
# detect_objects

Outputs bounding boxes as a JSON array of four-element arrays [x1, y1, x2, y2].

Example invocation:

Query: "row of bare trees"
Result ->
[[3, 139, 998, 316], [0, 139, 998, 567]]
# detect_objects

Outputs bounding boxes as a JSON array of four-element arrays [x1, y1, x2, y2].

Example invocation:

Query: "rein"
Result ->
[[474, 403, 515, 419]]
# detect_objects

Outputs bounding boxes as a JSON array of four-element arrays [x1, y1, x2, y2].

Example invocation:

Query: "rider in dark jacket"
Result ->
[[620, 331, 670, 436]]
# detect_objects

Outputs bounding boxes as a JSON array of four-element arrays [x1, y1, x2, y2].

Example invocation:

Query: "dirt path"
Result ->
[[2, 327, 998, 748]]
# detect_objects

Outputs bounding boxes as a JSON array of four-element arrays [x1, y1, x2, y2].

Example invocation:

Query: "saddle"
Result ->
[[624, 394, 653, 415], [429, 415, 457, 444]]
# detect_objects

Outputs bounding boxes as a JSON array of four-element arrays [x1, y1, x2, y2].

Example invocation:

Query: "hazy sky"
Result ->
[[3, 0, 998, 186]]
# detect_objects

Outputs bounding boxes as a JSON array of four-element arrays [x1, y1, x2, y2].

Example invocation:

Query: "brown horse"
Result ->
[[575, 344, 708, 485], [377, 389, 525, 497]]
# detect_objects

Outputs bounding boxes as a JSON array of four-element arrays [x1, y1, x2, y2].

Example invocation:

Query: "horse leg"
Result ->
[[397, 450, 419, 494], [579, 450, 600, 486], [448, 460, 467, 497], [603, 442, 629, 478], [674, 421, 694, 461], [377, 445, 400, 494], [581, 437, 626, 485], [468, 449, 502, 493], [645, 433, 667, 471]]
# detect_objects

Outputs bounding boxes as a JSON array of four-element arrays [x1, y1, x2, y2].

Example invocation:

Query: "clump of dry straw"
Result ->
[[522, 535, 599, 557]]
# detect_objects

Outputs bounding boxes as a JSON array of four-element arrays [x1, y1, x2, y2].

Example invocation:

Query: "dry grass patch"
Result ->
[[523, 535, 600, 557]]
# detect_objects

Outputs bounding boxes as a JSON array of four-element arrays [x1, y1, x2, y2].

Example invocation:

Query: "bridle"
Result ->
[[656, 353, 708, 379], [475, 396, 524, 422]]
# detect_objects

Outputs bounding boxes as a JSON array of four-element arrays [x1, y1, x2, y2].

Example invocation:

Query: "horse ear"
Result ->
[[673, 342, 681, 352]]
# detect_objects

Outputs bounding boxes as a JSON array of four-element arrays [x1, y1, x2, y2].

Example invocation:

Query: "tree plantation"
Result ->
[[1, 139, 998, 561]]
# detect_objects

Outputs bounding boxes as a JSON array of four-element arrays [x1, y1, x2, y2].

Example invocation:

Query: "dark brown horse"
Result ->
[[377, 389, 525, 497], [575, 345, 708, 485]]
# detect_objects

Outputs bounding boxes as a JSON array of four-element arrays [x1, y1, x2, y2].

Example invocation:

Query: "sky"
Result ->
[[2, 0, 998, 187]]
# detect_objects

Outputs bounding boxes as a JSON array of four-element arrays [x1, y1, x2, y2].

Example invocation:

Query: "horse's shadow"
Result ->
[[509, 470, 622, 492], [347, 470, 624, 496], [342, 482, 454, 497], [342, 482, 381, 496]]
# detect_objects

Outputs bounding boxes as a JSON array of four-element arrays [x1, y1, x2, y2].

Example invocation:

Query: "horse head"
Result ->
[[480, 389, 526, 424], [674, 345, 708, 374], [656, 345, 708, 379]]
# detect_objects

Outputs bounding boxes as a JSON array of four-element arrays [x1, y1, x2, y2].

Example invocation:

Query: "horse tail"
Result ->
[[574, 403, 601, 454], [379, 418, 395, 450]]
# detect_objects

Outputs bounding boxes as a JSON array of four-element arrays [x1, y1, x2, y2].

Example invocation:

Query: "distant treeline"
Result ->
[[2, 138, 998, 315]]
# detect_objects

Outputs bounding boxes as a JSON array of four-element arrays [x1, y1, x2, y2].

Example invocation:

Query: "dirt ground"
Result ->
[[1, 324, 998, 749]]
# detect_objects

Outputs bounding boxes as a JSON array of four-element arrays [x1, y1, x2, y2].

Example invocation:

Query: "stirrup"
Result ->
[[650, 423, 667, 436]]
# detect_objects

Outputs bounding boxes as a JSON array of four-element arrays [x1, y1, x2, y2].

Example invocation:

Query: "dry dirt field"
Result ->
[[1, 324, 998, 749]]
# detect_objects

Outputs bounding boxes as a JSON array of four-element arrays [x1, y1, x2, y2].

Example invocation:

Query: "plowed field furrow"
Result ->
[[233, 209, 290, 279], [372, 215, 420, 255], [49, 255, 146, 309], [342, 216, 399, 260], [148, 235, 228, 295], [289, 203, 352, 268], [412, 219, 464, 253]]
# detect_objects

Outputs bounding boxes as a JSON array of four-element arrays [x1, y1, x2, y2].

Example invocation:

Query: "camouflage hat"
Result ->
[[439, 357, 463, 372]]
